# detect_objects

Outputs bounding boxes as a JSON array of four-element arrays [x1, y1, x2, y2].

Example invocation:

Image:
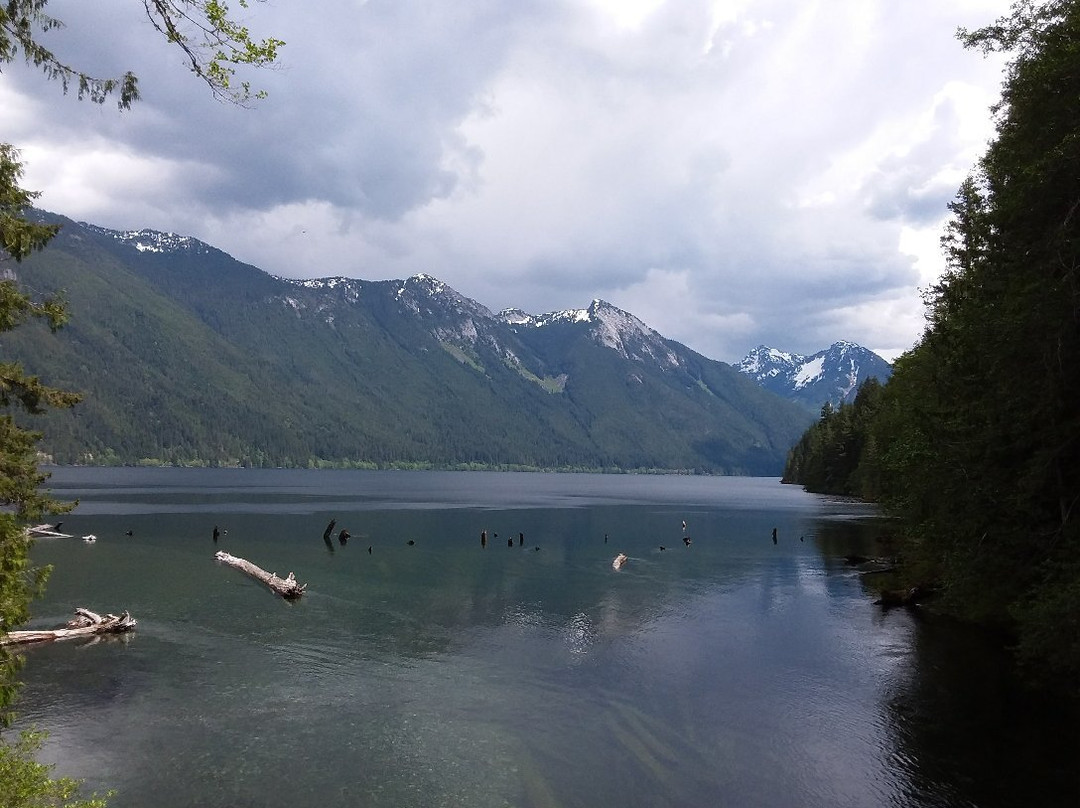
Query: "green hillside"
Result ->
[[4, 212, 812, 471]]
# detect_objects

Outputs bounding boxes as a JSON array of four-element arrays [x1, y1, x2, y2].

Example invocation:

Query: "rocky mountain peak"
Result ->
[[395, 274, 493, 320], [737, 345, 799, 378], [737, 341, 892, 411], [583, 299, 680, 367]]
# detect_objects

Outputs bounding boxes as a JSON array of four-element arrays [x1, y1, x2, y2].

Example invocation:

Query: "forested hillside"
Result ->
[[781, 378, 885, 497], [3, 213, 811, 473], [783, 0, 1080, 689]]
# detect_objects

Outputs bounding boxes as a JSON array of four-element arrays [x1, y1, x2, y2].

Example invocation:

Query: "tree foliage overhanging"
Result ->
[[0, 0, 283, 106], [784, 0, 1080, 690], [1, 1, 281, 803]]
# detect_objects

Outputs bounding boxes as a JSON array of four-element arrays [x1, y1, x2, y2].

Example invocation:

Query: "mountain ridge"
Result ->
[[8, 211, 818, 472], [737, 341, 893, 412]]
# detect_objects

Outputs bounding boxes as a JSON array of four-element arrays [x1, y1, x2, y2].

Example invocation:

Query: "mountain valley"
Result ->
[[4, 212, 887, 473]]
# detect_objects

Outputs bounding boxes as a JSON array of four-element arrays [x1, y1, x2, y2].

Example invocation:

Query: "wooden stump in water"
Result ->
[[1, 607, 137, 646], [215, 551, 307, 600]]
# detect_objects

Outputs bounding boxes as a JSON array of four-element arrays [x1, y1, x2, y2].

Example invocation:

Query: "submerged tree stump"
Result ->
[[1, 607, 136, 646], [215, 551, 306, 600]]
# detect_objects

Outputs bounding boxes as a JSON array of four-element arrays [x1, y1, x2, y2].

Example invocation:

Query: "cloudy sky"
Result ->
[[3, 0, 1013, 363]]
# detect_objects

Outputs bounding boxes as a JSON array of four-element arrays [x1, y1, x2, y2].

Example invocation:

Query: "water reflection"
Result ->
[[11, 469, 1079, 808], [881, 612, 1080, 807]]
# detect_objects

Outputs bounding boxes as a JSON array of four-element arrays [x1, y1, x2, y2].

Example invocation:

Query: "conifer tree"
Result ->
[[783, 0, 1080, 687], [0, 0, 283, 711], [0, 1, 282, 802], [0, 143, 81, 725]]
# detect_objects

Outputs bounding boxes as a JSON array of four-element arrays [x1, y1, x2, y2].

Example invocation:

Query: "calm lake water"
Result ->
[[10, 468, 1079, 808]]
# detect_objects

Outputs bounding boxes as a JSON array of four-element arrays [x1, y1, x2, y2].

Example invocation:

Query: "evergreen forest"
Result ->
[[783, 0, 1080, 690]]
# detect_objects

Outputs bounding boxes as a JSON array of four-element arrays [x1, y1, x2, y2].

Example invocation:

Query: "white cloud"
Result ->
[[3, 0, 1014, 363], [586, 0, 666, 31], [23, 139, 221, 225]]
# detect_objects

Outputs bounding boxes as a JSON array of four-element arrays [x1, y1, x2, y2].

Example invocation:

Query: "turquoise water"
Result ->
[[10, 468, 1078, 807]]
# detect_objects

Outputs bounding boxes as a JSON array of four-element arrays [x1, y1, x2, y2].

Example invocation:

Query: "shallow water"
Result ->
[[10, 468, 1079, 807]]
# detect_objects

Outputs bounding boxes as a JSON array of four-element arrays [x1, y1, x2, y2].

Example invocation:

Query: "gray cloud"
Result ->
[[4, 0, 1012, 363]]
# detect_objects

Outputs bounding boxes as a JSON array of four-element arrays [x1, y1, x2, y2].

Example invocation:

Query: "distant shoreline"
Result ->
[[39, 460, 777, 477]]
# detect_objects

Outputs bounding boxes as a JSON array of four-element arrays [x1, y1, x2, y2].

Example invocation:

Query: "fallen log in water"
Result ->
[[25, 523, 74, 539], [874, 585, 933, 609], [215, 551, 306, 600], [1, 607, 136, 646]]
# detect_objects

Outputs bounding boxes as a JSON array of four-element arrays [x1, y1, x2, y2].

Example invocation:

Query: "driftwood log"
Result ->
[[25, 523, 74, 539], [215, 551, 306, 600], [1, 607, 136, 646]]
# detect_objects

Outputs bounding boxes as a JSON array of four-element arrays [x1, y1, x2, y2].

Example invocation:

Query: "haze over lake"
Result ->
[[12, 468, 1079, 807]]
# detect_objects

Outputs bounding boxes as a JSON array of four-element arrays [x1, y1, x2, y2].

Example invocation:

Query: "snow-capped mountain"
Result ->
[[738, 341, 892, 412], [498, 299, 681, 369], [83, 223, 215, 256], [280, 274, 686, 380], [76, 218, 884, 418], [17, 210, 816, 472]]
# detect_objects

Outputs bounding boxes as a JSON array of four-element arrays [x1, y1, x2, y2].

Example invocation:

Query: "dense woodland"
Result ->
[[784, 0, 1080, 690]]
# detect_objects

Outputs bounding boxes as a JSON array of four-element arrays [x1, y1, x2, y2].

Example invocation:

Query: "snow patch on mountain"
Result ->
[[738, 346, 798, 378], [286, 276, 364, 304], [544, 308, 592, 326], [498, 300, 679, 368], [397, 274, 493, 320], [500, 307, 592, 327], [84, 223, 212, 256], [792, 356, 825, 389], [497, 308, 533, 325], [738, 341, 892, 411], [397, 273, 447, 300]]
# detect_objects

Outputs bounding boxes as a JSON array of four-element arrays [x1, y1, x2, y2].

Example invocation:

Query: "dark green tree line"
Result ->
[[786, 0, 1080, 688], [897, 0, 1080, 684], [782, 378, 885, 497], [0, 144, 80, 725]]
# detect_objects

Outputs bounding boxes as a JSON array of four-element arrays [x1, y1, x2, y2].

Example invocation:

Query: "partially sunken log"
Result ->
[[874, 585, 933, 609], [1, 607, 136, 646], [25, 523, 74, 539], [844, 554, 897, 575], [215, 551, 306, 600]]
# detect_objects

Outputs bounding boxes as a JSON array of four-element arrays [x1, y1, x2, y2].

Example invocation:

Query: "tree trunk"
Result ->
[[1, 607, 136, 646], [215, 551, 306, 600]]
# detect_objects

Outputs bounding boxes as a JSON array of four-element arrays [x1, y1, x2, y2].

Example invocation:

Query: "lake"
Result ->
[[10, 468, 1079, 807]]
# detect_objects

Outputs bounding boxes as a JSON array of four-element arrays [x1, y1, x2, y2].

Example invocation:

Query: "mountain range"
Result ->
[[3, 211, 884, 473], [736, 343, 893, 413]]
